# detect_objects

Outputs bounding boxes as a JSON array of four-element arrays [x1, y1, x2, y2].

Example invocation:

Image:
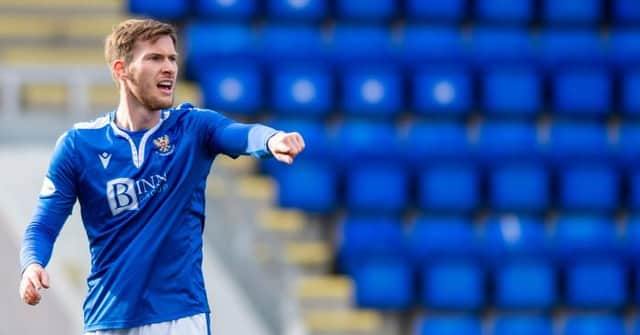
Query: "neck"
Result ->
[[115, 86, 161, 132]]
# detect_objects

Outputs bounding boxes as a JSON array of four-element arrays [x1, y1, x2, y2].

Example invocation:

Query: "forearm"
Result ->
[[218, 123, 279, 158], [20, 212, 67, 273]]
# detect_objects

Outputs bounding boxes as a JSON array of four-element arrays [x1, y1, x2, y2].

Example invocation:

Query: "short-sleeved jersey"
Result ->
[[20, 103, 278, 332]]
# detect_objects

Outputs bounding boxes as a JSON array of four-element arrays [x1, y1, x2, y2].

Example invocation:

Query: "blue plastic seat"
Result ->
[[482, 67, 541, 116], [406, 216, 477, 266], [552, 69, 611, 117], [400, 26, 466, 67], [184, 23, 254, 80], [413, 67, 472, 116], [558, 164, 618, 211], [566, 260, 626, 308], [626, 215, 640, 261], [333, 120, 399, 165], [417, 164, 479, 212], [353, 259, 413, 310], [543, 0, 601, 24], [193, 0, 256, 20], [471, 27, 533, 67], [341, 66, 402, 118], [482, 215, 548, 261], [337, 216, 404, 274], [259, 25, 326, 64], [329, 25, 394, 65], [267, 0, 327, 21], [563, 315, 626, 335], [622, 71, 640, 116], [489, 164, 548, 212], [539, 30, 605, 69], [633, 317, 640, 335], [495, 261, 556, 309], [476, 121, 539, 163], [406, 0, 466, 21], [552, 215, 620, 263], [404, 121, 469, 167], [335, 0, 396, 21], [546, 121, 610, 165], [128, 0, 189, 20], [199, 62, 261, 115], [422, 260, 485, 310], [275, 161, 336, 213], [617, 125, 640, 169], [492, 315, 553, 335], [271, 64, 331, 117], [414, 316, 482, 335], [476, 0, 533, 23], [609, 30, 640, 68], [614, 0, 640, 24], [345, 163, 408, 213]]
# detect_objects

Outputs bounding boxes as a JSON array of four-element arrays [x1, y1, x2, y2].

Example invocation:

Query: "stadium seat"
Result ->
[[128, 0, 189, 20], [609, 30, 640, 68], [193, 0, 256, 20], [275, 160, 336, 213], [543, 0, 601, 24], [546, 121, 610, 165], [494, 261, 556, 309], [404, 121, 470, 166], [558, 164, 618, 211], [482, 215, 548, 262], [566, 260, 626, 308], [333, 120, 399, 165], [552, 69, 611, 117], [406, 216, 477, 266], [626, 215, 640, 261], [622, 71, 640, 116], [633, 318, 640, 335], [615, 0, 640, 24], [476, 121, 539, 163], [329, 25, 394, 65], [476, 0, 533, 24], [422, 260, 485, 310], [400, 26, 466, 66], [489, 163, 549, 212], [414, 316, 482, 335], [539, 30, 605, 68], [552, 215, 620, 263], [471, 27, 533, 66], [562, 315, 626, 335], [406, 0, 466, 21], [341, 66, 403, 118], [345, 163, 408, 213], [335, 0, 396, 21], [259, 24, 326, 64], [482, 67, 541, 116], [199, 62, 262, 115], [353, 259, 413, 310], [417, 163, 479, 212], [336, 216, 404, 274], [184, 23, 254, 80], [412, 67, 472, 117], [267, 0, 327, 21], [617, 124, 640, 168], [271, 64, 332, 117], [492, 315, 553, 335]]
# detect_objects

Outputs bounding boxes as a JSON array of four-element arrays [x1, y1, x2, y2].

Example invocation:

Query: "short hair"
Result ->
[[104, 18, 177, 73]]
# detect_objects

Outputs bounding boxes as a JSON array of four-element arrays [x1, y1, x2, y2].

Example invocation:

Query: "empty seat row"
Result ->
[[198, 63, 640, 117], [414, 314, 636, 335], [129, 0, 640, 25]]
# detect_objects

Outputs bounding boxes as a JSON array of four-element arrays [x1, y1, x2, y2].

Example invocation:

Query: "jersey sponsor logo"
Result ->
[[39, 177, 56, 197], [99, 152, 112, 169], [153, 134, 174, 156], [106, 172, 168, 216]]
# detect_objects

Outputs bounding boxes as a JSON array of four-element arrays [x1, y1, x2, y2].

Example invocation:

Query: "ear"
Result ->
[[112, 59, 128, 82]]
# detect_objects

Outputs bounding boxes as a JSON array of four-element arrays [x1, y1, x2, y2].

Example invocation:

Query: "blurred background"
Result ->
[[1, 0, 640, 334]]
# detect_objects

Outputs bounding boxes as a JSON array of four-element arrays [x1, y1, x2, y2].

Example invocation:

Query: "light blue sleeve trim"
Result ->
[[247, 125, 279, 159]]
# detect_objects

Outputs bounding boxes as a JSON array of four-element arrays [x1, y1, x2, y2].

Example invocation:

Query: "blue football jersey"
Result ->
[[20, 103, 279, 331]]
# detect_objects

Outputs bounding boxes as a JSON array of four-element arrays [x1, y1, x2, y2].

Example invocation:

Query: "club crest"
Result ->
[[153, 135, 174, 155]]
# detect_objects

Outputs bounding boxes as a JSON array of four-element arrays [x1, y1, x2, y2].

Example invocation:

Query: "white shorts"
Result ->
[[85, 313, 210, 335]]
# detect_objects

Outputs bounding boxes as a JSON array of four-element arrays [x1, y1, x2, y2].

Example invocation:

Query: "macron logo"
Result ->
[[99, 152, 112, 169]]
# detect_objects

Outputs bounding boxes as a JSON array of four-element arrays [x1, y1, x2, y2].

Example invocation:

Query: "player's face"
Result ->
[[124, 35, 178, 111]]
